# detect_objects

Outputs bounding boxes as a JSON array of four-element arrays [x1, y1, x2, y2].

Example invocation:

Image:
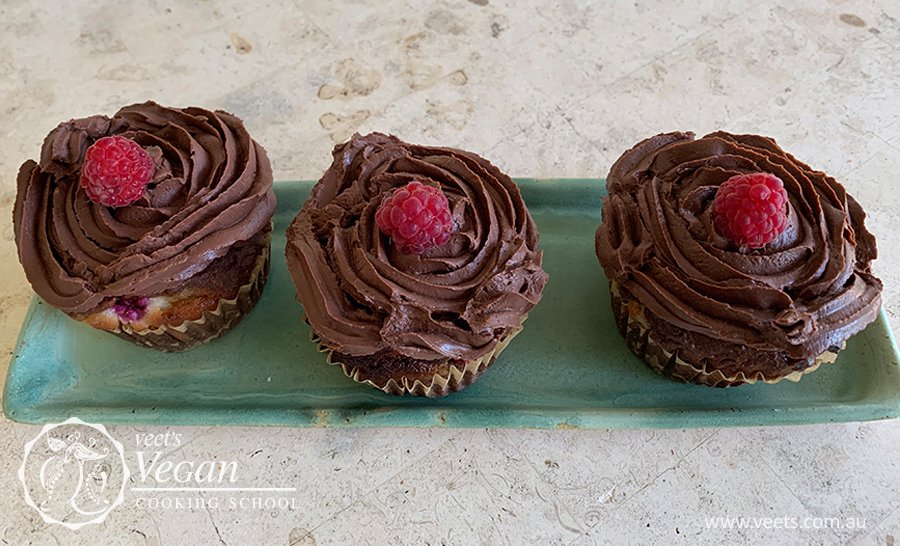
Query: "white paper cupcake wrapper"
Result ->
[[305, 316, 527, 397], [610, 281, 842, 387], [107, 239, 271, 352]]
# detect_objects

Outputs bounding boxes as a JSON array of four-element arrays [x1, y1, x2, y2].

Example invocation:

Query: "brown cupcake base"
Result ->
[[105, 242, 271, 352], [609, 281, 842, 387], [307, 318, 526, 397]]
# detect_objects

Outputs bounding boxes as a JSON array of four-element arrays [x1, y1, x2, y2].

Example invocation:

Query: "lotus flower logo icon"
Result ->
[[19, 418, 129, 529]]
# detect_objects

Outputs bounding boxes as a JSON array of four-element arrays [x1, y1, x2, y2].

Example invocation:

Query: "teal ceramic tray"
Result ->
[[5, 180, 900, 428]]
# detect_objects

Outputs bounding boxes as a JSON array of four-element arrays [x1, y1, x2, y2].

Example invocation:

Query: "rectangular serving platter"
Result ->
[[4, 179, 900, 429]]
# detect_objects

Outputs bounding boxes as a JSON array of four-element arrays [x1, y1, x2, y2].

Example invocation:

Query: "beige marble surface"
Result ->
[[1, 0, 899, 544]]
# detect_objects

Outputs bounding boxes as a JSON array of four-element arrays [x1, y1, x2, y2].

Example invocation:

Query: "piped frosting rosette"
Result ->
[[596, 131, 882, 385], [14, 101, 276, 350], [286, 132, 547, 395]]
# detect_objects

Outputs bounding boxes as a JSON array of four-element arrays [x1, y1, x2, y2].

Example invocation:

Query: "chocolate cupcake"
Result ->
[[596, 132, 882, 386], [13, 101, 276, 351], [285, 133, 547, 397]]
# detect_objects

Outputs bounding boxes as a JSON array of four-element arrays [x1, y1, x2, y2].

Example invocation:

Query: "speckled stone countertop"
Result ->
[[1, 1, 899, 544]]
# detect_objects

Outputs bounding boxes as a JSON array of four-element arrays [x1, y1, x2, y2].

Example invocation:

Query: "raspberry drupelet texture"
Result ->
[[80, 136, 155, 207], [713, 172, 789, 249], [375, 181, 454, 254]]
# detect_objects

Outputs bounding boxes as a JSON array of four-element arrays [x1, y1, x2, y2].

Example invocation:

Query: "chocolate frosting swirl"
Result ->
[[286, 133, 547, 361], [13, 101, 276, 314], [596, 131, 882, 363]]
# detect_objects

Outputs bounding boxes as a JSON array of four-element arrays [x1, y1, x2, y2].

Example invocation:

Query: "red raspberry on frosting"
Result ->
[[80, 136, 155, 207], [713, 172, 789, 249], [375, 181, 454, 254]]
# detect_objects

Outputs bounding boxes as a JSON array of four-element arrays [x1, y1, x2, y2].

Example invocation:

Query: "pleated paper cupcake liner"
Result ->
[[107, 241, 271, 352], [610, 281, 843, 387], [304, 316, 527, 398]]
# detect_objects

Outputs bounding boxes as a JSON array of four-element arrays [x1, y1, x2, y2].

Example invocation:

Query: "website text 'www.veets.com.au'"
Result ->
[[705, 516, 867, 531]]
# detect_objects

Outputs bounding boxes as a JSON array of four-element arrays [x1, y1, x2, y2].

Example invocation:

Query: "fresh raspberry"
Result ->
[[712, 172, 789, 249], [375, 181, 454, 254], [79, 136, 155, 207]]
